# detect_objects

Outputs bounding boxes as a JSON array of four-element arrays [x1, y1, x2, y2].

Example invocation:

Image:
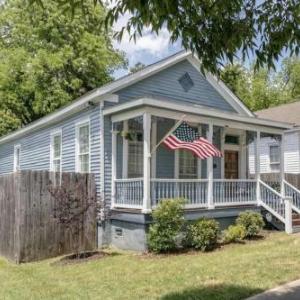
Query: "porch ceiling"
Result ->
[[103, 97, 293, 133]]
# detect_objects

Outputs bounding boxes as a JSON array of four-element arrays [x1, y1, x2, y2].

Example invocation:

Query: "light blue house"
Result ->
[[0, 51, 298, 251]]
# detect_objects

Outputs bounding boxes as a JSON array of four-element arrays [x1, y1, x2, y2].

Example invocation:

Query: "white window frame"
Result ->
[[13, 144, 21, 172], [50, 129, 62, 172], [75, 119, 91, 173], [269, 144, 280, 165]]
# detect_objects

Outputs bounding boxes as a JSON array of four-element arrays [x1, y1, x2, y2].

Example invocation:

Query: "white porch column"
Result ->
[[255, 131, 261, 205], [207, 123, 214, 209], [111, 127, 117, 209], [143, 112, 152, 213], [280, 134, 285, 197], [285, 196, 293, 234], [122, 120, 128, 178]]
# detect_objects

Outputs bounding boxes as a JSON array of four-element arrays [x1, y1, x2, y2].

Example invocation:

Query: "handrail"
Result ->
[[150, 178, 209, 183], [259, 179, 282, 198], [115, 178, 143, 182], [284, 179, 300, 193], [213, 179, 256, 182]]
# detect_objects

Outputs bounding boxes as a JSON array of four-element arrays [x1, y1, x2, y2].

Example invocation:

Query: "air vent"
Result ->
[[115, 227, 123, 238], [178, 72, 194, 92]]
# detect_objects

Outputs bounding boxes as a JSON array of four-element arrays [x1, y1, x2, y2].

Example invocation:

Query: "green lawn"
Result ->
[[1, 232, 300, 300]]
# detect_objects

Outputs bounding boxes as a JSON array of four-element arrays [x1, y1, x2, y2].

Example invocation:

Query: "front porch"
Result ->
[[104, 97, 295, 233]]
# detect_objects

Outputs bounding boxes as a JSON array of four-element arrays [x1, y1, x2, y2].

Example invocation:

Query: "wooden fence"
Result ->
[[0, 170, 97, 263]]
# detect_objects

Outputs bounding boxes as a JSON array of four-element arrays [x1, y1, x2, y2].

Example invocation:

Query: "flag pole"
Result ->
[[150, 114, 186, 156]]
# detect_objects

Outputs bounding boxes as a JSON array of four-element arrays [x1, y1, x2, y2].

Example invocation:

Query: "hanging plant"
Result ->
[[120, 130, 136, 141]]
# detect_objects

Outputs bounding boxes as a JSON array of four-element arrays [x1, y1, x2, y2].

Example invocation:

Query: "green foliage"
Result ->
[[221, 57, 300, 112], [223, 225, 246, 244], [236, 211, 265, 238], [186, 218, 219, 252], [0, 0, 125, 136], [148, 198, 185, 253], [103, 0, 300, 74]]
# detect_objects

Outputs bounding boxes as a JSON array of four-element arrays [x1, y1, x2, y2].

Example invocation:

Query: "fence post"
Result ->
[[285, 196, 293, 234]]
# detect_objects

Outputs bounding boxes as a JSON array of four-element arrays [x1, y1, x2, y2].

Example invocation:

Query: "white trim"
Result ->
[[151, 118, 157, 178], [99, 103, 105, 198], [122, 120, 129, 178], [142, 112, 152, 213], [187, 56, 254, 117], [50, 129, 62, 172], [13, 144, 21, 172], [104, 98, 292, 131], [75, 118, 91, 173], [111, 129, 117, 209]]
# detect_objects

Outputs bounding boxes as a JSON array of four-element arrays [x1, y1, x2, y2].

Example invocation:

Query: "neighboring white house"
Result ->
[[249, 101, 300, 174]]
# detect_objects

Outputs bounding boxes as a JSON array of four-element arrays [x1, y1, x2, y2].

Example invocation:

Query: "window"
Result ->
[[76, 121, 90, 173], [269, 145, 280, 164], [178, 72, 194, 92], [14, 145, 21, 172], [128, 119, 143, 178], [50, 131, 62, 172], [225, 135, 239, 145], [179, 150, 198, 179]]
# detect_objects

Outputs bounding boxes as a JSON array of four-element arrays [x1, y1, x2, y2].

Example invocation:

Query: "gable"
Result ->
[[116, 59, 237, 113]]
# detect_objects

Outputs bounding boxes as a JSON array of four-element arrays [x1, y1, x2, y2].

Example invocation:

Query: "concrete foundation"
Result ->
[[97, 206, 262, 251]]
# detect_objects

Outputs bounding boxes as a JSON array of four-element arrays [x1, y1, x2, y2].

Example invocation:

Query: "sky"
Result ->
[[112, 12, 183, 78]]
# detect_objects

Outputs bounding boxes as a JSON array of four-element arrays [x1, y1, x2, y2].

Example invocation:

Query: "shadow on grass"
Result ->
[[161, 284, 263, 300]]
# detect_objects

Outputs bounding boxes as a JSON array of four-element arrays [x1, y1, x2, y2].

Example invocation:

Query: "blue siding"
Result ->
[[156, 118, 175, 178], [0, 105, 102, 196], [116, 60, 236, 112]]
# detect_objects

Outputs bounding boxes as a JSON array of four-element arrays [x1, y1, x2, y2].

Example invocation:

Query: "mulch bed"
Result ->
[[52, 251, 108, 266]]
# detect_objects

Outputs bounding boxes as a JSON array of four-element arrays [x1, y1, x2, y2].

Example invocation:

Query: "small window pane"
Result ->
[[179, 150, 197, 179], [270, 145, 280, 163], [53, 135, 61, 158], [79, 125, 89, 153], [53, 160, 61, 172], [79, 154, 89, 173], [225, 135, 239, 145]]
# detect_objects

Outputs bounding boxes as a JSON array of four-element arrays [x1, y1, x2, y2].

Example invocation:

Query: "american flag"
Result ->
[[163, 122, 222, 159]]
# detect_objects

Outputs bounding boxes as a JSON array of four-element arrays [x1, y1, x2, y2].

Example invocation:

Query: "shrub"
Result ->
[[236, 211, 265, 238], [223, 225, 246, 244], [148, 198, 185, 253], [186, 218, 219, 252]]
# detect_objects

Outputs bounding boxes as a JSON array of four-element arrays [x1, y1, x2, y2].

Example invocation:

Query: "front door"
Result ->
[[225, 150, 239, 179]]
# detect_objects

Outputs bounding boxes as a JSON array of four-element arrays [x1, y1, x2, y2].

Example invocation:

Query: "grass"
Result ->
[[1, 232, 300, 299]]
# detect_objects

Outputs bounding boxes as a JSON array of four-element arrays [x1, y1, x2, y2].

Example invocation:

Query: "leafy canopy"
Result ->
[[46, 0, 300, 74], [0, 0, 125, 136], [221, 56, 300, 111]]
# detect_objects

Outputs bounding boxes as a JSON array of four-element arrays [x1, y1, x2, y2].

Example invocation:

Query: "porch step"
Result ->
[[293, 226, 300, 233], [292, 212, 300, 227]]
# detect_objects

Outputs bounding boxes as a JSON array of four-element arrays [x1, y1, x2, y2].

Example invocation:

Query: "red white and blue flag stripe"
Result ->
[[163, 122, 222, 159]]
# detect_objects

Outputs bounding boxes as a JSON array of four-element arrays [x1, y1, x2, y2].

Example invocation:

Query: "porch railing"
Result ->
[[114, 178, 143, 208], [113, 178, 259, 209], [150, 179, 208, 208], [213, 179, 257, 206]]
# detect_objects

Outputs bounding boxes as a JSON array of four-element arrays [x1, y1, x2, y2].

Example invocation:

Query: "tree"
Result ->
[[105, 0, 299, 74], [0, 0, 126, 136], [220, 60, 297, 111]]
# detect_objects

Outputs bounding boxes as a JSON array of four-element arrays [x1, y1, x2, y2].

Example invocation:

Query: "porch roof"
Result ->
[[103, 97, 293, 133]]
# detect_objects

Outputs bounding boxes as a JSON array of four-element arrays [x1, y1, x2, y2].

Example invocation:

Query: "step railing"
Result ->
[[284, 180, 300, 214], [213, 179, 257, 206], [259, 180, 286, 223]]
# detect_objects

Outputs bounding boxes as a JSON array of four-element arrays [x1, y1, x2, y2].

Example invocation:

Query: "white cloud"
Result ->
[[112, 12, 182, 68]]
